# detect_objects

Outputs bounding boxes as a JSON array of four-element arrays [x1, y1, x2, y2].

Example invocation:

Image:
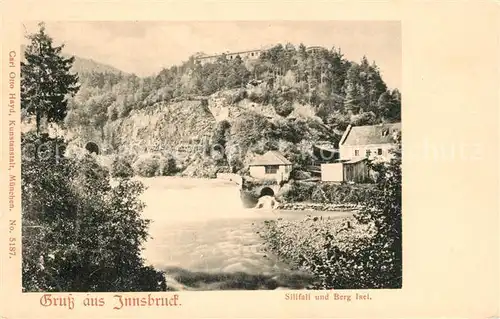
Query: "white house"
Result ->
[[321, 122, 401, 183], [339, 123, 401, 161], [248, 151, 292, 183]]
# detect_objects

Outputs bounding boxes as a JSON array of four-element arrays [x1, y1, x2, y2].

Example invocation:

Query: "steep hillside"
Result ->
[[106, 100, 215, 154], [29, 42, 401, 178], [64, 86, 336, 178], [68, 99, 215, 155]]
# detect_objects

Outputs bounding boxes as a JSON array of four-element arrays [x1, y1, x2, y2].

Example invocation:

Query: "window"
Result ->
[[377, 148, 383, 155], [354, 150, 359, 156], [365, 149, 371, 157], [265, 165, 279, 174], [251, 52, 254, 56]]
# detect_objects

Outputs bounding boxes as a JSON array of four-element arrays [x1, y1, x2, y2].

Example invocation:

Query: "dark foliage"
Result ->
[[259, 136, 402, 289], [21, 22, 80, 134], [63, 43, 400, 136], [110, 156, 134, 178], [21, 133, 166, 292]]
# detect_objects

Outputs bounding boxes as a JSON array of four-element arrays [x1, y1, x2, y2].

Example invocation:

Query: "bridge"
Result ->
[[254, 184, 282, 197], [216, 173, 283, 198]]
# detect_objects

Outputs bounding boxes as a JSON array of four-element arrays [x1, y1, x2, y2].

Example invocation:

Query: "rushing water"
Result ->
[[137, 176, 352, 290]]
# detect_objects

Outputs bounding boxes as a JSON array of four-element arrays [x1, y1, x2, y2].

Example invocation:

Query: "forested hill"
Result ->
[[69, 56, 125, 75], [59, 43, 401, 177], [20, 44, 126, 75]]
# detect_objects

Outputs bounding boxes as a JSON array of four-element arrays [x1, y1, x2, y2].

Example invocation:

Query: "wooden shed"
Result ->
[[343, 158, 369, 183], [321, 158, 369, 183]]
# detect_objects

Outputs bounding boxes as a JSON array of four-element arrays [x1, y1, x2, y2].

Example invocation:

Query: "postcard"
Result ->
[[1, 1, 498, 318]]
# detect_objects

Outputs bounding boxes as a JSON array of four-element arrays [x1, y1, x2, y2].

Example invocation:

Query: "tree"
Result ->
[[21, 133, 166, 292], [231, 112, 272, 152], [350, 111, 377, 126], [361, 61, 388, 112], [298, 43, 307, 59], [21, 22, 80, 135], [377, 89, 401, 122], [213, 120, 231, 148], [388, 89, 402, 121], [343, 63, 363, 114], [355, 132, 402, 288]]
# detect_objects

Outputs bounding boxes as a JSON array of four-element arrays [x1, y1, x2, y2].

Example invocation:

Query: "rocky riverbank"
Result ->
[[274, 202, 362, 212]]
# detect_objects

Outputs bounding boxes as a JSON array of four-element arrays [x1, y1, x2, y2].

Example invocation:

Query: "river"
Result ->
[[137, 176, 353, 290]]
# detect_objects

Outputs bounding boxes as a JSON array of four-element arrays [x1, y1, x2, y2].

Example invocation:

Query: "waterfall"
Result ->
[[254, 195, 278, 210], [140, 177, 255, 222]]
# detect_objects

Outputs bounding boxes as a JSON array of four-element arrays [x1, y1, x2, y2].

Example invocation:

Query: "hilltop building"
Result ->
[[195, 49, 264, 65], [194, 45, 327, 65], [305, 46, 326, 54]]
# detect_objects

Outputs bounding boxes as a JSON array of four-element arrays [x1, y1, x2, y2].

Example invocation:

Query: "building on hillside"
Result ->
[[195, 49, 264, 65], [339, 123, 401, 161], [195, 45, 326, 65], [306, 46, 326, 54], [321, 122, 401, 183], [248, 151, 292, 183]]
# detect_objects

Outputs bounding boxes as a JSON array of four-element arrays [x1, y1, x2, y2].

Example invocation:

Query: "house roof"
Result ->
[[306, 45, 325, 51], [340, 123, 401, 146], [249, 151, 292, 166], [195, 48, 263, 60]]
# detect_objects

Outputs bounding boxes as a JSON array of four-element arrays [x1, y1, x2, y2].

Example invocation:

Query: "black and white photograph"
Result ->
[[20, 21, 402, 292]]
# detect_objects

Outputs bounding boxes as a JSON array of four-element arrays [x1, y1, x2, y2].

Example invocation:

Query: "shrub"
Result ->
[[132, 154, 161, 177], [21, 133, 166, 292], [213, 120, 231, 148], [350, 111, 377, 126], [258, 216, 380, 289], [228, 156, 243, 173], [280, 180, 316, 202], [131, 154, 178, 177], [274, 101, 294, 117], [354, 133, 402, 288], [258, 136, 402, 289], [247, 87, 273, 104], [159, 156, 177, 176], [289, 170, 311, 180], [111, 156, 134, 178], [311, 183, 376, 205], [231, 112, 272, 152], [248, 91, 260, 103]]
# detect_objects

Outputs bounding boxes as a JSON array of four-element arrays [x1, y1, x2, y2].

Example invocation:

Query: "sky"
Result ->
[[22, 21, 401, 89]]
